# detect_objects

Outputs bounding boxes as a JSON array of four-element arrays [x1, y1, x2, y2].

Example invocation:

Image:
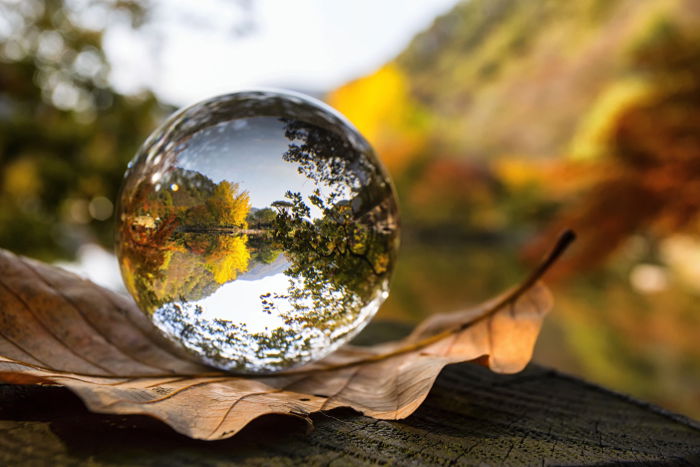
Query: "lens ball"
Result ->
[[115, 90, 400, 374]]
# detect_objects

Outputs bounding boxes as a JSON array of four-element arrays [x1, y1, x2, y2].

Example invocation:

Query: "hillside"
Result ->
[[330, 0, 700, 266], [328, 0, 700, 420]]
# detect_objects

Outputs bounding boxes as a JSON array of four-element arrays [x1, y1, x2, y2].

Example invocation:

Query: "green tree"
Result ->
[[261, 119, 399, 337]]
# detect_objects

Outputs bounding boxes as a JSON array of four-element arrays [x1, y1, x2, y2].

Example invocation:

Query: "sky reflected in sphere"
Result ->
[[115, 90, 400, 374]]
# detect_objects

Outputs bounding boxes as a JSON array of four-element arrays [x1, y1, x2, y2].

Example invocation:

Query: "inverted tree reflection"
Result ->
[[119, 169, 252, 313], [120, 116, 398, 372]]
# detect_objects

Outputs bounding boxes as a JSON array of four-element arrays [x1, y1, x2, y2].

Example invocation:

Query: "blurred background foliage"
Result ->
[[330, 0, 700, 419], [1, 0, 699, 418], [0, 0, 165, 259]]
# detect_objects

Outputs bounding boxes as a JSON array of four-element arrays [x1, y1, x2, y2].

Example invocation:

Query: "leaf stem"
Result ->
[[6, 230, 575, 381], [464, 228, 576, 330], [276, 229, 577, 376]]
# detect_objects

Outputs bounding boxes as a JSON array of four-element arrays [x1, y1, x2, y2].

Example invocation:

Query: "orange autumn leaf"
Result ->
[[0, 232, 573, 440]]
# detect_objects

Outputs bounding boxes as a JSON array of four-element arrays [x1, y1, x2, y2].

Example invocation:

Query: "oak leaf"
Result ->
[[0, 232, 573, 440]]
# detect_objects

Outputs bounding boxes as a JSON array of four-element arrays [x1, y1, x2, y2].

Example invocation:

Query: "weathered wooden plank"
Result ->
[[0, 362, 698, 466]]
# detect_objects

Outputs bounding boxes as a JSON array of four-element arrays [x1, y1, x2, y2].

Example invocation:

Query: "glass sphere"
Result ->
[[115, 90, 400, 374]]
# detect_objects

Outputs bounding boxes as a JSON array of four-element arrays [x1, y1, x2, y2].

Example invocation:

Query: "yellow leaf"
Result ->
[[328, 64, 429, 173]]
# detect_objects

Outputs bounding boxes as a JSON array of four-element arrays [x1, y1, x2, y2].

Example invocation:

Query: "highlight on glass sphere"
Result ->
[[115, 90, 400, 374]]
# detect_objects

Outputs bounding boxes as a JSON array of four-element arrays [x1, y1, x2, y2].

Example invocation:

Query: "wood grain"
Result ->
[[0, 362, 698, 465]]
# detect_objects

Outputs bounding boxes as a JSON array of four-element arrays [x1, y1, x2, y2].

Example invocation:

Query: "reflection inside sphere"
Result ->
[[115, 91, 400, 374]]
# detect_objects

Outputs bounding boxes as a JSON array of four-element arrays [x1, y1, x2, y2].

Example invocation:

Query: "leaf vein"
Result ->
[[19, 255, 173, 374], [0, 279, 113, 375]]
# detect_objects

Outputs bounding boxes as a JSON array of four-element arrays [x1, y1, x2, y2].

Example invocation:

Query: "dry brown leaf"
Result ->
[[0, 231, 574, 440]]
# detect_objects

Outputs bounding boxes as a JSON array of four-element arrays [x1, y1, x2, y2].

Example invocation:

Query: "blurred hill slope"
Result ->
[[329, 0, 700, 271], [330, 0, 700, 420]]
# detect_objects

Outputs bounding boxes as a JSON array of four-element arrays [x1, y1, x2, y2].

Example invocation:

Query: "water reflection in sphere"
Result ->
[[115, 90, 400, 374]]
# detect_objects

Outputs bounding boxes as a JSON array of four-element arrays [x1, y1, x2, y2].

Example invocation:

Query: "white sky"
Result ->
[[196, 271, 289, 332], [177, 118, 313, 210], [104, 0, 460, 106]]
